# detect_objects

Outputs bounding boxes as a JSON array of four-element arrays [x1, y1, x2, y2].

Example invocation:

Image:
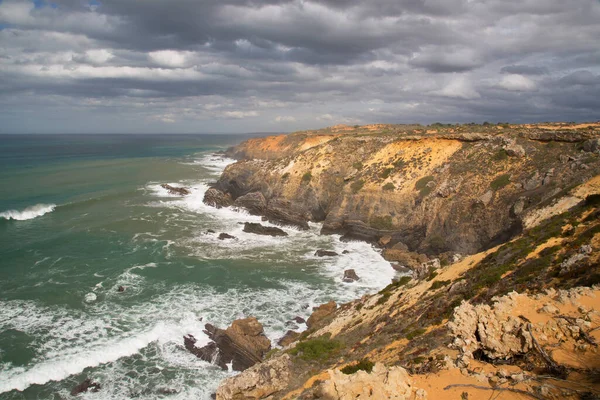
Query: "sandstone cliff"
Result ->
[[210, 122, 600, 256]]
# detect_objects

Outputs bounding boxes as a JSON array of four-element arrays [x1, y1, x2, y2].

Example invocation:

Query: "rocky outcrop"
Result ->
[[216, 355, 292, 400], [203, 188, 233, 208], [315, 363, 415, 400], [161, 184, 190, 196], [277, 330, 300, 347], [243, 222, 288, 237], [185, 317, 271, 371], [306, 301, 337, 329], [218, 233, 236, 240], [343, 269, 359, 282], [208, 123, 600, 255]]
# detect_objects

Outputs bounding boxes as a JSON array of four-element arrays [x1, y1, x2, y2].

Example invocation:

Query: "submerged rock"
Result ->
[[343, 269, 360, 282], [218, 233, 236, 240], [161, 184, 190, 196], [185, 317, 271, 372], [243, 222, 288, 237], [71, 378, 101, 396]]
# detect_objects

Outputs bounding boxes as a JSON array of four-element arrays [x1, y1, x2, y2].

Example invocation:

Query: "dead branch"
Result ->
[[527, 322, 568, 378], [555, 315, 598, 347]]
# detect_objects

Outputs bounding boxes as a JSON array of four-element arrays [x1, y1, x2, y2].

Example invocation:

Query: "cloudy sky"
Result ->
[[0, 0, 599, 133]]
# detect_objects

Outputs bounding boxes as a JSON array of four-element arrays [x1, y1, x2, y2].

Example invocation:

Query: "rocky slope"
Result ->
[[202, 122, 600, 399], [209, 122, 600, 257]]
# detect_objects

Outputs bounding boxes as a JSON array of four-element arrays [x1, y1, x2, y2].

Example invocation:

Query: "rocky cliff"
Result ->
[[209, 122, 600, 257], [204, 122, 600, 399]]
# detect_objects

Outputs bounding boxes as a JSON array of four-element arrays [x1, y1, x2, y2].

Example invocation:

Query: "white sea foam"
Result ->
[[0, 203, 56, 221]]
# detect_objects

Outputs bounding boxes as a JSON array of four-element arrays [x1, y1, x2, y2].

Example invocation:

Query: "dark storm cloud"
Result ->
[[0, 0, 599, 133]]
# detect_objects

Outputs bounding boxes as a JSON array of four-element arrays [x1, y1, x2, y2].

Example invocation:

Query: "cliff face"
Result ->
[[213, 123, 600, 255]]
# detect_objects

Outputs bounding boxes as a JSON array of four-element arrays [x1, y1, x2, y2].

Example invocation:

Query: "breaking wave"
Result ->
[[0, 204, 56, 221]]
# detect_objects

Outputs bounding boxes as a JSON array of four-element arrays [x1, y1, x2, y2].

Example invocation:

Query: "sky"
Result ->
[[0, 0, 599, 134]]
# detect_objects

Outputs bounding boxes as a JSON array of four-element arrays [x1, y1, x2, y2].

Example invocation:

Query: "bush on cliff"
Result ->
[[290, 336, 342, 361], [302, 172, 312, 183], [340, 359, 374, 375]]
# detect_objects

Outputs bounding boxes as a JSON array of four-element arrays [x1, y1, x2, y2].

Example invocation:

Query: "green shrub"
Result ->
[[281, 172, 290, 180], [341, 359, 374, 375], [490, 174, 510, 190], [290, 336, 343, 361], [377, 292, 391, 305], [393, 159, 406, 169], [352, 161, 364, 170], [302, 172, 312, 183], [380, 168, 394, 179], [406, 328, 426, 340], [426, 271, 438, 281], [351, 179, 365, 193], [382, 183, 395, 191], [415, 176, 434, 190], [430, 280, 451, 290], [370, 215, 393, 230], [492, 149, 508, 161]]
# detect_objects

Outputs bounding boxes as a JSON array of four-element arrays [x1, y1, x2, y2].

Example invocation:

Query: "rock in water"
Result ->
[[233, 192, 267, 215], [342, 269, 360, 282], [117, 285, 125, 292], [293, 316, 306, 324], [242, 222, 288, 237], [185, 317, 271, 371], [203, 188, 233, 208], [160, 184, 190, 196], [71, 378, 101, 395], [314, 249, 338, 257], [218, 233, 236, 240], [306, 301, 337, 329]]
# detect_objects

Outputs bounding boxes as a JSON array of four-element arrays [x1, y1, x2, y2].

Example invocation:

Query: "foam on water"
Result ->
[[0, 203, 56, 221]]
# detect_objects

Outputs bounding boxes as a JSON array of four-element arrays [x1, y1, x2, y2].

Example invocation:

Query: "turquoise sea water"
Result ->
[[0, 134, 394, 399]]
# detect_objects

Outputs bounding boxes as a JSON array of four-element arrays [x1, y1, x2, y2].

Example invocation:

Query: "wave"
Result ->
[[0, 204, 56, 221]]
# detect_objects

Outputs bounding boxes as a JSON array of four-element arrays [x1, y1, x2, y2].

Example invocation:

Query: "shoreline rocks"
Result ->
[[343, 269, 359, 282], [161, 184, 190, 196], [243, 222, 288, 237], [306, 301, 337, 329]]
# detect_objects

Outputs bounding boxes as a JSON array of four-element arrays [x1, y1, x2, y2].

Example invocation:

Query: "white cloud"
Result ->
[[433, 76, 481, 99], [274, 116, 296, 122], [223, 111, 259, 119], [497, 74, 536, 91], [317, 114, 334, 121], [148, 50, 191, 68], [84, 49, 113, 64]]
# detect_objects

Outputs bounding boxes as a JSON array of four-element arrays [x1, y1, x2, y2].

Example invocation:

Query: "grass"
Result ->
[[341, 359, 374, 375], [377, 292, 391, 305], [290, 336, 343, 361], [383, 182, 395, 191], [380, 168, 394, 179], [492, 149, 508, 161], [370, 215, 393, 230], [415, 175, 434, 196], [351, 179, 365, 193], [490, 174, 511, 190], [281, 172, 290, 180], [430, 280, 451, 290], [302, 172, 312, 183]]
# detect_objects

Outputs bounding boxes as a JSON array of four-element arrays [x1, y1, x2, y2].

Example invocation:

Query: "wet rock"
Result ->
[[117, 286, 125, 292], [203, 188, 233, 209], [342, 269, 360, 282], [216, 354, 292, 400], [243, 222, 288, 237], [277, 330, 300, 347], [315, 249, 338, 257], [233, 192, 267, 215], [342, 250, 350, 254], [185, 317, 271, 372], [161, 184, 191, 196], [218, 233, 236, 240], [206, 229, 216, 234], [71, 378, 101, 396], [293, 316, 306, 324], [306, 301, 337, 329]]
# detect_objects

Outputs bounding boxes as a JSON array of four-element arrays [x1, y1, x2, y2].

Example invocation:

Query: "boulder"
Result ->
[[161, 184, 190, 196], [306, 301, 337, 329], [315, 249, 338, 257], [583, 138, 600, 153], [316, 363, 414, 400], [264, 199, 310, 230], [342, 269, 360, 282], [233, 192, 267, 215], [277, 330, 300, 347], [216, 354, 292, 400], [243, 222, 288, 237], [218, 233, 236, 240], [293, 316, 306, 324], [504, 143, 525, 158], [382, 249, 421, 268], [203, 188, 233, 208], [71, 378, 101, 396], [185, 317, 271, 372]]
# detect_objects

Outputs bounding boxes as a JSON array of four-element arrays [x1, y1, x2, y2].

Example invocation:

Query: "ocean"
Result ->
[[0, 134, 394, 399]]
